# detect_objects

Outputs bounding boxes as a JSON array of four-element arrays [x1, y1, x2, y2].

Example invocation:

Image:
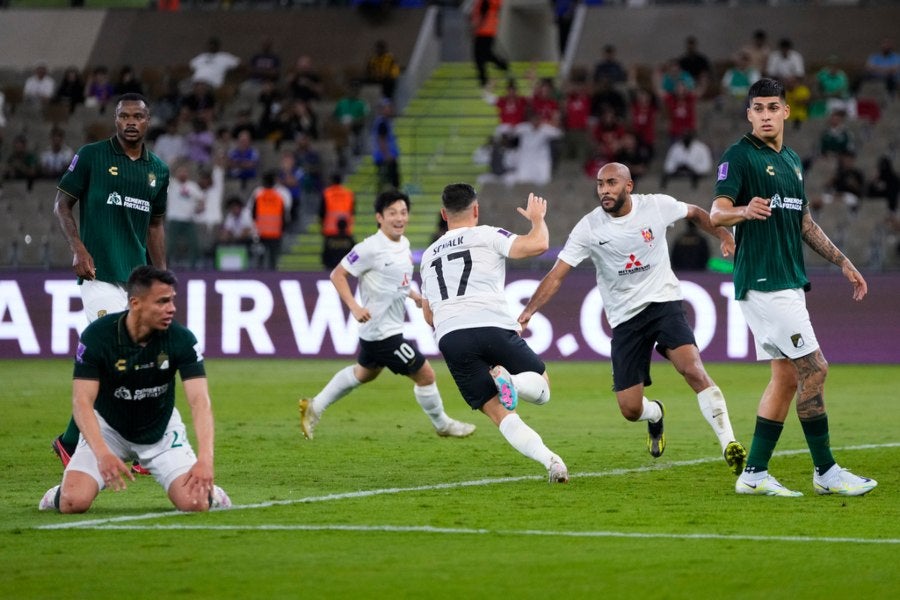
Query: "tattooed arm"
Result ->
[[800, 209, 867, 301]]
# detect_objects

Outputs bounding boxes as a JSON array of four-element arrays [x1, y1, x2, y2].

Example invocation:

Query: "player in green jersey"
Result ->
[[39, 266, 230, 513], [711, 78, 876, 498], [52, 93, 170, 472]]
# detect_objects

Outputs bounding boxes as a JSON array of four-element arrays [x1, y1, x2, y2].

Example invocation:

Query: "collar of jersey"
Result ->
[[109, 136, 149, 161]]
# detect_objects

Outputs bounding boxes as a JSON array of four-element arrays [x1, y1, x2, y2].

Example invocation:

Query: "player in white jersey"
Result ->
[[519, 163, 748, 476], [420, 183, 568, 483], [299, 190, 476, 440]]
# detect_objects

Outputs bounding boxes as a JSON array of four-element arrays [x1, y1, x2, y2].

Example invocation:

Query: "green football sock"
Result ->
[[745, 416, 784, 474], [60, 416, 81, 449], [800, 413, 836, 475]]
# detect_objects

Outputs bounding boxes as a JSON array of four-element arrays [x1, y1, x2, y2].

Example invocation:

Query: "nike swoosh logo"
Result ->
[[742, 482, 758, 489], [598, 240, 610, 246]]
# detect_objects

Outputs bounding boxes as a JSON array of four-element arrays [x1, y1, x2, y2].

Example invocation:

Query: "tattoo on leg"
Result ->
[[793, 352, 827, 419], [797, 393, 825, 419]]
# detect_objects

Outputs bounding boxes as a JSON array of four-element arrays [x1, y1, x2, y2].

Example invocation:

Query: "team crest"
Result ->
[[641, 227, 654, 244], [157, 352, 170, 370], [148, 172, 157, 188], [791, 333, 805, 348]]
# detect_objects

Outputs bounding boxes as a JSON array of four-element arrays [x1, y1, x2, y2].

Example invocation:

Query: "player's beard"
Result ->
[[600, 190, 627, 214]]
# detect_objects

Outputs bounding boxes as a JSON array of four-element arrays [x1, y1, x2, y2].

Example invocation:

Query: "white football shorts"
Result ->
[[740, 288, 820, 361], [66, 408, 198, 492], [80, 279, 128, 323]]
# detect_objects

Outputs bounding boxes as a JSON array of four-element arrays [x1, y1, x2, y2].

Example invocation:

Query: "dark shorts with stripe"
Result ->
[[358, 334, 426, 375], [610, 300, 696, 392], [439, 326, 545, 410]]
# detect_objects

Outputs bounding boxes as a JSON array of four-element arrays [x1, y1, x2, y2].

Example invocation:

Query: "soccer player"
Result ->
[[419, 184, 568, 483], [517, 162, 747, 475], [51, 93, 169, 473], [39, 266, 230, 513], [299, 190, 476, 440], [710, 77, 877, 497]]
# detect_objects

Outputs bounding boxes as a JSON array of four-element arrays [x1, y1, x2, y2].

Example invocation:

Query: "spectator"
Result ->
[[276, 150, 304, 230], [84, 66, 115, 114], [190, 36, 240, 90], [218, 196, 255, 245], [23, 61, 55, 108], [720, 52, 760, 99], [197, 156, 226, 255], [591, 106, 627, 166], [628, 87, 659, 160], [230, 108, 260, 141], [372, 100, 400, 191], [657, 60, 695, 95], [867, 155, 899, 214], [473, 132, 517, 184], [485, 78, 529, 137], [471, 0, 509, 88], [670, 221, 710, 272], [784, 75, 811, 130], [819, 108, 855, 157], [3, 134, 38, 191], [612, 131, 651, 183], [740, 29, 771, 75], [678, 35, 712, 96], [366, 39, 401, 101], [816, 56, 855, 118], [186, 117, 215, 167], [39, 127, 75, 179], [593, 44, 627, 85], [166, 160, 205, 269], [294, 133, 324, 215], [283, 98, 319, 141], [179, 79, 216, 125], [819, 151, 865, 212], [249, 171, 287, 270], [591, 76, 627, 120], [531, 77, 561, 125], [766, 38, 804, 80], [115, 65, 144, 96], [54, 66, 85, 114], [287, 55, 323, 103], [552, 0, 578, 56], [561, 70, 592, 162], [333, 81, 370, 162], [864, 38, 900, 99], [660, 130, 712, 190], [510, 109, 562, 186], [321, 216, 356, 270], [662, 80, 697, 143], [227, 130, 261, 189], [247, 37, 281, 85], [257, 79, 285, 141]]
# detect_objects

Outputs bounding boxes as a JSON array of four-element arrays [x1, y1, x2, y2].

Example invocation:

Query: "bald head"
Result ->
[[596, 162, 632, 183]]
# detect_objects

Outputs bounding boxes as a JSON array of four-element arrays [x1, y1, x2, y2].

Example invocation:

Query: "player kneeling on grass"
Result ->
[[40, 266, 230, 513], [518, 162, 747, 475], [420, 184, 567, 483], [299, 190, 476, 440]]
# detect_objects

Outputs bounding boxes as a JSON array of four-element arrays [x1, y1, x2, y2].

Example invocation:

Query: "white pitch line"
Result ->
[[37, 442, 898, 533], [54, 523, 900, 546]]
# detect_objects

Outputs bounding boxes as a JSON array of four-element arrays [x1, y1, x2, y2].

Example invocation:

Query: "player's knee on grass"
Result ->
[[59, 475, 98, 514]]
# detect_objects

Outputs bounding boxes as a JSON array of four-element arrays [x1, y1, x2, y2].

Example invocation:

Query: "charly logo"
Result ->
[[108, 166, 119, 176], [766, 165, 775, 176], [107, 192, 123, 206]]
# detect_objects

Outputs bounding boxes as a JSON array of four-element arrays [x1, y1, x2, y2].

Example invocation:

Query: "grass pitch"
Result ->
[[1, 358, 897, 599]]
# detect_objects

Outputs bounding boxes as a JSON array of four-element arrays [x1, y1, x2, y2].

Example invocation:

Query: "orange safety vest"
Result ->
[[254, 188, 284, 240], [472, 0, 501, 37], [321, 184, 355, 237]]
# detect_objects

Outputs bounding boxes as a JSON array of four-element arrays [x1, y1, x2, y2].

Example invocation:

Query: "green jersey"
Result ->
[[713, 133, 809, 300], [73, 311, 205, 444], [58, 137, 169, 284]]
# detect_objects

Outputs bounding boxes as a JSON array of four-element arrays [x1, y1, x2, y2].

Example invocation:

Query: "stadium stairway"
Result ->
[[278, 61, 558, 272]]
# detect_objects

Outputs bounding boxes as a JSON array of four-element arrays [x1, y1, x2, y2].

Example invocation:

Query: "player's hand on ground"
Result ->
[[743, 196, 772, 221], [517, 193, 547, 223], [97, 451, 134, 491], [72, 247, 96, 280], [182, 459, 215, 507]]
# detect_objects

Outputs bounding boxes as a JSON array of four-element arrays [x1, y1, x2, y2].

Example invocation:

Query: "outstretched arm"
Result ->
[[508, 193, 550, 259], [518, 259, 573, 330], [800, 209, 867, 301], [686, 204, 734, 257]]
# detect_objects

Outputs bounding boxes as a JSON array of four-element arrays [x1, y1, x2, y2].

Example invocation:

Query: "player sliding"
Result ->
[[518, 162, 747, 476]]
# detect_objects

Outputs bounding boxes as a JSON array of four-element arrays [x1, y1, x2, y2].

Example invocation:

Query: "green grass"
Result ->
[[2, 359, 898, 598]]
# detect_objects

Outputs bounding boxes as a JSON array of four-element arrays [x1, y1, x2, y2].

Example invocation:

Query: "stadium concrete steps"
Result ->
[[278, 61, 558, 272]]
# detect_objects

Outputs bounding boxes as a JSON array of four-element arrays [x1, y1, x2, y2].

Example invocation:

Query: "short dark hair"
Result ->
[[116, 93, 150, 112], [127, 265, 177, 298], [441, 183, 477, 214], [748, 77, 785, 102], [375, 189, 410, 214]]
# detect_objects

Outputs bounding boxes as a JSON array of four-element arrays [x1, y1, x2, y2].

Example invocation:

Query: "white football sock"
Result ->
[[638, 397, 663, 422], [511, 371, 550, 405], [498, 413, 554, 468], [312, 365, 361, 414], [697, 386, 737, 452], [413, 383, 451, 430]]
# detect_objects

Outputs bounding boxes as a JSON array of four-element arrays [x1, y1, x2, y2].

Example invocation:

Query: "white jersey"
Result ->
[[558, 193, 688, 328], [420, 225, 519, 342], [341, 229, 413, 342]]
